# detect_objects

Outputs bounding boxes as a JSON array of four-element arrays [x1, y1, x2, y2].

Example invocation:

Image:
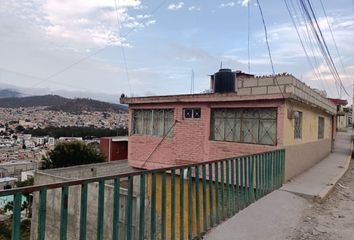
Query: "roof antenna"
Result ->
[[220, 61, 223, 69], [190, 69, 195, 94]]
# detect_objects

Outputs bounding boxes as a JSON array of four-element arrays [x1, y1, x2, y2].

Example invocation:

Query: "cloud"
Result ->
[[188, 6, 201, 11], [0, 0, 153, 51], [167, 2, 184, 11], [238, 0, 250, 7], [219, 2, 236, 8]]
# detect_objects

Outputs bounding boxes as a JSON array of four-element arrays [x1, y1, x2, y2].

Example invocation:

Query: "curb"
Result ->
[[314, 133, 353, 203]]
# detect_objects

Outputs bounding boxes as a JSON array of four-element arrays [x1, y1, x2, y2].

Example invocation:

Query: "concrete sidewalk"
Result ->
[[281, 129, 352, 201], [204, 129, 352, 240]]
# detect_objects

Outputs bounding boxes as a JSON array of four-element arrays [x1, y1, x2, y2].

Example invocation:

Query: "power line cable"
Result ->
[[299, 0, 349, 97], [114, 0, 132, 95], [319, 0, 349, 97], [256, 0, 286, 98], [285, 0, 331, 95], [305, 0, 349, 97], [294, 0, 336, 95]]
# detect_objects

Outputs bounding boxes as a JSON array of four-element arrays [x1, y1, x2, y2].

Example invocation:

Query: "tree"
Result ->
[[15, 125, 25, 133], [15, 178, 34, 188], [40, 141, 105, 169]]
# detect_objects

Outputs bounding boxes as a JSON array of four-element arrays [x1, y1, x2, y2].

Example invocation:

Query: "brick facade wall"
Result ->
[[128, 100, 284, 169]]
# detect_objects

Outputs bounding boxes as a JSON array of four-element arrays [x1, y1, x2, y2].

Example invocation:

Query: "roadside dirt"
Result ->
[[287, 160, 354, 240]]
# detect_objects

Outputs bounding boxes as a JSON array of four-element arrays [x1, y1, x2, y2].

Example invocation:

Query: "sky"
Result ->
[[0, 0, 353, 103]]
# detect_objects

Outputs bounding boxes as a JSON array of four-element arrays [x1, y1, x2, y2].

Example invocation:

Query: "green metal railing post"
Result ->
[[247, 157, 252, 204], [139, 174, 146, 240], [195, 166, 201, 235], [214, 162, 219, 224], [282, 149, 286, 184], [161, 172, 167, 240], [239, 157, 244, 209], [79, 183, 88, 240], [235, 158, 239, 212], [262, 153, 266, 196], [37, 188, 47, 240], [255, 155, 259, 200], [245, 157, 249, 206], [202, 165, 207, 232], [171, 170, 176, 240], [208, 163, 213, 227], [97, 180, 105, 240], [11, 193, 22, 240], [179, 168, 184, 240], [113, 178, 120, 240], [276, 151, 280, 188], [60, 186, 69, 240], [151, 173, 157, 240], [272, 152, 275, 190], [187, 167, 192, 240], [230, 159, 235, 214], [126, 176, 133, 240], [267, 153, 272, 193], [220, 161, 225, 220], [249, 156, 254, 203], [226, 160, 230, 217]]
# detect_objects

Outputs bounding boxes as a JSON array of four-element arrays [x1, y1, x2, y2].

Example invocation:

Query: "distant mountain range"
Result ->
[[0, 89, 22, 98], [0, 94, 127, 113]]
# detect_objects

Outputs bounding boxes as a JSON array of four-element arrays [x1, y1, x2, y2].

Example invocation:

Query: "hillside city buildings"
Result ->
[[0, 107, 127, 130]]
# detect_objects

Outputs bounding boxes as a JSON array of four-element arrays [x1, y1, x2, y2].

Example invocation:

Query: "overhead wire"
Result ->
[[255, 0, 286, 98], [114, 0, 132, 95], [304, 0, 350, 97], [298, 0, 349, 97], [294, 0, 335, 94], [319, 0, 349, 97], [285, 0, 332, 95]]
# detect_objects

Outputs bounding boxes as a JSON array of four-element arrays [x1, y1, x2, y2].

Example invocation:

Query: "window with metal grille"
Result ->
[[294, 111, 302, 139], [183, 108, 201, 119], [318, 117, 324, 139], [132, 109, 174, 137], [211, 108, 277, 145]]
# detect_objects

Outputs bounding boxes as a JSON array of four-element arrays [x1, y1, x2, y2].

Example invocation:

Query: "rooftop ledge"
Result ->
[[121, 92, 288, 104], [121, 92, 337, 115], [121, 74, 337, 115]]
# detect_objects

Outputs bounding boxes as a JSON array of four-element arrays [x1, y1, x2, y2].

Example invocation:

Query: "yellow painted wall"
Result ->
[[147, 173, 216, 240], [283, 100, 332, 146]]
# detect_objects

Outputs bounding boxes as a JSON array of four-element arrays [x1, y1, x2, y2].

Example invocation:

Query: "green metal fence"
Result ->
[[0, 149, 285, 240]]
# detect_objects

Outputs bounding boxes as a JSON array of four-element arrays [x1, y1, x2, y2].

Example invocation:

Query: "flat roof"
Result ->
[[0, 177, 17, 183], [121, 92, 288, 104], [101, 136, 128, 142]]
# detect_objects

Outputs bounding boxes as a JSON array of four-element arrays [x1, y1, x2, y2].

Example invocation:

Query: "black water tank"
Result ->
[[213, 69, 235, 93]]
